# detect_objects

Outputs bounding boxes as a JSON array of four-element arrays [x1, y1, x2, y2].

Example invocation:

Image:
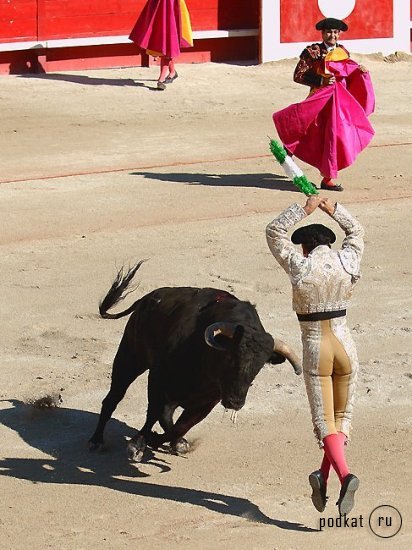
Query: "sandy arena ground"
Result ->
[[1, 53, 411, 549]]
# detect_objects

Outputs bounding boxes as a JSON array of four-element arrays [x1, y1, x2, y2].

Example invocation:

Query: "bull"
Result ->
[[89, 261, 301, 461]]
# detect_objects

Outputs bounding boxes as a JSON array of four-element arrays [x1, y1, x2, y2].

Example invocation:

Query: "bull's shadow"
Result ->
[[0, 400, 315, 532], [130, 171, 301, 192]]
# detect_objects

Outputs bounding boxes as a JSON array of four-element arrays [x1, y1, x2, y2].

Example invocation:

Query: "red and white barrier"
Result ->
[[0, 0, 260, 73], [0, 1, 410, 73], [260, 0, 411, 62]]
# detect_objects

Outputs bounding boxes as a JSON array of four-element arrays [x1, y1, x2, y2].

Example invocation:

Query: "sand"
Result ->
[[0, 53, 411, 549]]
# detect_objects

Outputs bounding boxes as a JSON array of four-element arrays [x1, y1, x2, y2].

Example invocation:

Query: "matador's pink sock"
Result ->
[[337, 431, 347, 446], [159, 57, 170, 82], [322, 433, 349, 484], [168, 59, 176, 77], [320, 453, 331, 484]]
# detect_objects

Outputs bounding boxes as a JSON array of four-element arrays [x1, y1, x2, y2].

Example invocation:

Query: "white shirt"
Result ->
[[323, 42, 336, 52]]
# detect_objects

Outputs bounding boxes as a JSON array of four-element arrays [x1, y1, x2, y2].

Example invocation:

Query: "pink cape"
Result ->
[[273, 59, 375, 179], [129, 0, 192, 59]]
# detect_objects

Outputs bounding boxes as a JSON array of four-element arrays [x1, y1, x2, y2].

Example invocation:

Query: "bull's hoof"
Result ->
[[171, 437, 190, 455], [127, 434, 146, 463]]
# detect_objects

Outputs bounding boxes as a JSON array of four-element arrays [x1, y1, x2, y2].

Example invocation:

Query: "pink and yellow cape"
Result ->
[[129, 0, 193, 59], [273, 48, 375, 179]]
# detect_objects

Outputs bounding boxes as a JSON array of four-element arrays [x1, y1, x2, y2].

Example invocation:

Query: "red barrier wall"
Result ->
[[0, 0, 37, 42], [37, 0, 145, 40], [0, 1, 259, 73]]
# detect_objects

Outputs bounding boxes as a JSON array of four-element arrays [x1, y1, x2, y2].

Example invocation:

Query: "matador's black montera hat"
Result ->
[[315, 18, 348, 32], [291, 224, 336, 246]]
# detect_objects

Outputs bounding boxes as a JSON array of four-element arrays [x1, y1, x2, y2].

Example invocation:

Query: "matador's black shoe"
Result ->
[[165, 71, 178, 84], [337, 474, 360, 515], [320, 177, 344, 191], [321, 182, 344, 191], [309, 470, 328, 512]]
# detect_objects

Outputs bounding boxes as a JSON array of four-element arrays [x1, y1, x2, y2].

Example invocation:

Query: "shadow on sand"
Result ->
[[18, 73, 163, 90], [130, 171, 301, 192], [0, 400, 316, 532]]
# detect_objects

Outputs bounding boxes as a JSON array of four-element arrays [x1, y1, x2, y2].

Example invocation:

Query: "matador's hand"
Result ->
[[359, 64, 368, 73], [319, 198, 336, 216], [322, 75, 336, 85], [303, 196, 323, 215]]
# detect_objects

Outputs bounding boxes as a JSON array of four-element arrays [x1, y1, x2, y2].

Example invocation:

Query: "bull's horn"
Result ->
[[274, 339, 302, 375], [204, 322, 239, 351]]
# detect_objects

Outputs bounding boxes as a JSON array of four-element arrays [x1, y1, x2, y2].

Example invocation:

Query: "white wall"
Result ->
[[260, 0, 411, 63]]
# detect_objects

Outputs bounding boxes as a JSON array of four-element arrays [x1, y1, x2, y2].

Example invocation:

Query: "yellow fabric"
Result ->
[[325, 46, 349, 62], [146, 49, 162, 58], [180, 0, 193, 46], [308, 47, 350, 96]]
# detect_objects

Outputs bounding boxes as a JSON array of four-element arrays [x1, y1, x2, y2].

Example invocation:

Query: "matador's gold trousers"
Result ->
[[299, 317, 359, 445]]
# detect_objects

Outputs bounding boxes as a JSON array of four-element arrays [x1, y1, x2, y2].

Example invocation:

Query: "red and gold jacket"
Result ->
[[293, 42, 350, 90]]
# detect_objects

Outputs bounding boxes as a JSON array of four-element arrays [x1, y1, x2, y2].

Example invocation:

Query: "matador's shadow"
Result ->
[[0, 400, 315, 532], [130, 171, 300, 192], [131, 172, 299, 193], [19, 73, 152, 88]]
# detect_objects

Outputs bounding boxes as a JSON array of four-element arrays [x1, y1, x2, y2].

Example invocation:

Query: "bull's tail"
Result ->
[[99, 260, 146, 319]]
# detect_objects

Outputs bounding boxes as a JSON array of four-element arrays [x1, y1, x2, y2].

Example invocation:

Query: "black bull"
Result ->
[[89, 261, 301, 461]]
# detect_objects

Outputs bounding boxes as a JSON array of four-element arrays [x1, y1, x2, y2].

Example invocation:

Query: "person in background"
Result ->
[[266, 196, 364, 515], [129, 0, 193, 90], [273, 18, 375, 191]]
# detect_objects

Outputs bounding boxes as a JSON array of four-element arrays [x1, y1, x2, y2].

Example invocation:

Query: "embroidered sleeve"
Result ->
[[266, 203, 307, 276], [333, 203, 365, 278], [293, 46, 323, 88]]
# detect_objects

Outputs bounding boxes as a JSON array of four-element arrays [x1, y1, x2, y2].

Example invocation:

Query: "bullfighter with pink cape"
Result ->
[[273, 18, 375, 191], [129, 0, 193, 90]]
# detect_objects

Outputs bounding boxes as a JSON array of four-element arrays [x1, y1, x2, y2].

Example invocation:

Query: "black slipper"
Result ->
[[165, 71, 178, 84], [320, 182, 344, 191], [337, 474, 359, 515], [309, 470, 328, 512]]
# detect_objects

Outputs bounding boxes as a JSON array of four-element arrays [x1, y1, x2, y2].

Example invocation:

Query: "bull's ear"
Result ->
[[204, 322, 243, 351], [268, 351, 287, 365]]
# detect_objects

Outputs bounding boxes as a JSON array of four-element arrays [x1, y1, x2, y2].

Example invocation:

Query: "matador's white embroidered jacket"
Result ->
[[266, 203, 364, 314]]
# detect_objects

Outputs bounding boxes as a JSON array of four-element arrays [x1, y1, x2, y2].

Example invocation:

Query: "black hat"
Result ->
[[291, 224, 336, 245], [315, 18, 348, 32]]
